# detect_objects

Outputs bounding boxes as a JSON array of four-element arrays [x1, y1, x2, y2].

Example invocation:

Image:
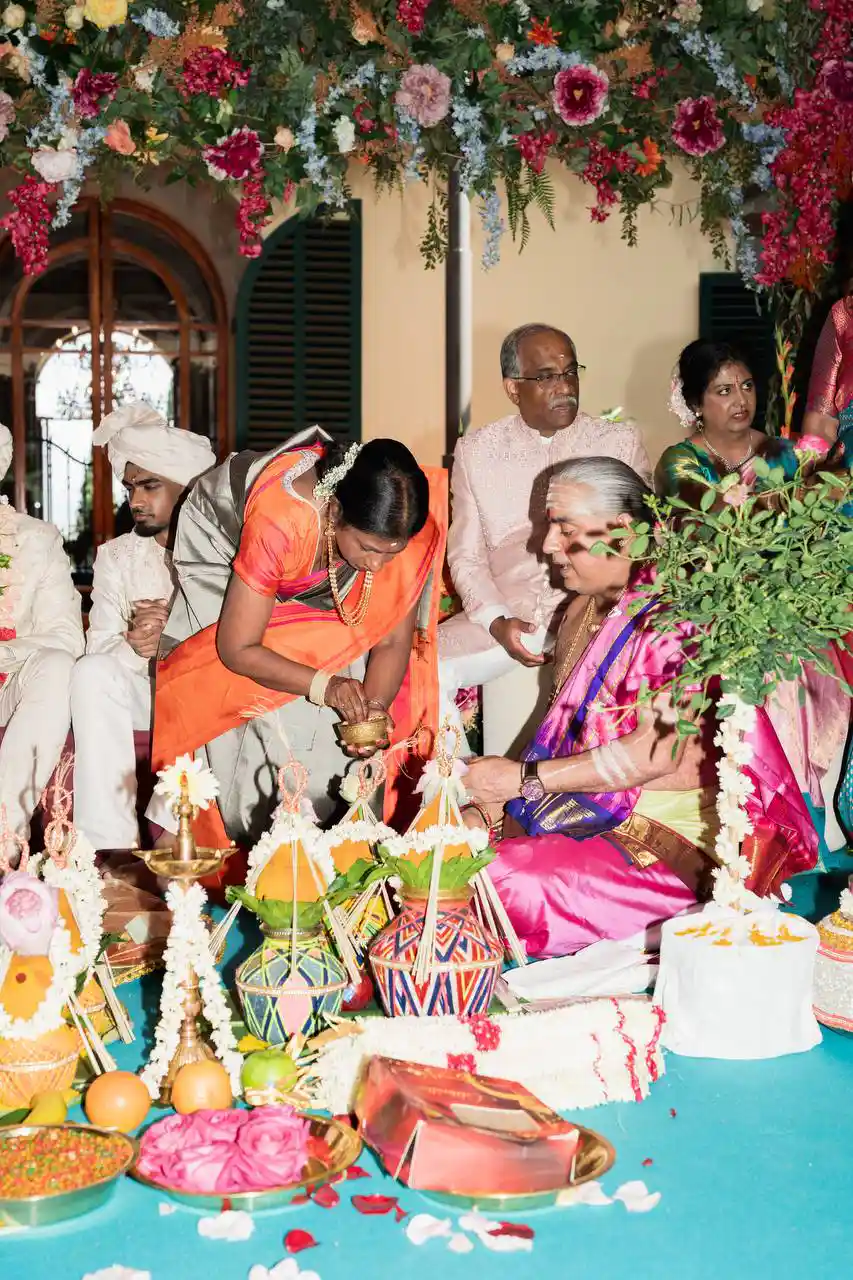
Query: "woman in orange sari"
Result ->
[[151, 436, 447, 850]]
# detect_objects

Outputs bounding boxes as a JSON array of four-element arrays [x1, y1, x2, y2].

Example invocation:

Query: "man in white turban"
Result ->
[[70, 403, 215, 850], [0, 423, 84, 841]]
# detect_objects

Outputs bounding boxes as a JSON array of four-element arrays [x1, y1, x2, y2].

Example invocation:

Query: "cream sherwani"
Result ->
[[0, 514, 84, 835], [438, 411, 651, 737], [71, 532, 175, 849]]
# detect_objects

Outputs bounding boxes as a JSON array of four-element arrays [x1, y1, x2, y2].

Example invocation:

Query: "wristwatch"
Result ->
[[520, 761, 545, 803]]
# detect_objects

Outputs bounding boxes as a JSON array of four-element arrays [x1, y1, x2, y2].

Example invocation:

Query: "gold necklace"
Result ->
[[550, 597, 598, 703], [325, 522, 373, 628], [697, 426, 756, 474]]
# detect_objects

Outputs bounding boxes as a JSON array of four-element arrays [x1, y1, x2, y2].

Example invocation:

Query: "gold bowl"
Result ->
[[336, 715, 390, 748], [0, 1124, 136, 1228], [130, 1114, 362, 1212]]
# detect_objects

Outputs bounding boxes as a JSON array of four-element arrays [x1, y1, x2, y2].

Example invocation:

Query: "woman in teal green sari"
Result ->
[[657, 339, 850, 857]]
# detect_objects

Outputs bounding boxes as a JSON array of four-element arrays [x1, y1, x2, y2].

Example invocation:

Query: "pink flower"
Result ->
[[237, 170, 271, 259], [180, 46, 250, 98], [822, 59, 853, 103], [794, 433, 830, 459], [203, 126, 262, 181], [104, 120, 136, 155], [0, 176, 55, 276], [671, 96, 725, 157], [395, 63, 452, 127], [235, 1106, 310, 1186], [722, 482, 750, 507], [0, 90, 14, 143], [552, 63, 609, 127], [0, 871, 59, 955], [71, 67, 118, 119], [397, 0, 429, 34]]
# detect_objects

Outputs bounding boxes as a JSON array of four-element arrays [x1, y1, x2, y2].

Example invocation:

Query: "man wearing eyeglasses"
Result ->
[[439, 322, 651, 750]]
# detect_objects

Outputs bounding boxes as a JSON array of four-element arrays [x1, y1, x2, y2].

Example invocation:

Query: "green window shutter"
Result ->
[[698, 272, 774, 428], [236, 208, 362, 451]]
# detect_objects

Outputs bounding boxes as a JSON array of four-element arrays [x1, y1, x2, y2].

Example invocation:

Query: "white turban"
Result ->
[[91, 402, 216, 488], [0, 423, 12, 486]]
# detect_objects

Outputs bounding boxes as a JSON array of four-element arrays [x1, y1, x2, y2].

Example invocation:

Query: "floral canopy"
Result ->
[[0, 0, 850, 300]]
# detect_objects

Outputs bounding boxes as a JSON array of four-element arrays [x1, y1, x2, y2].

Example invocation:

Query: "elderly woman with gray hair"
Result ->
[[462, 456, 818, 958]]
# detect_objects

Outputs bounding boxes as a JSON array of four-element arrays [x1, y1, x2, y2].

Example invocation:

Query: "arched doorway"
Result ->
[[0, 198, 229, 583]]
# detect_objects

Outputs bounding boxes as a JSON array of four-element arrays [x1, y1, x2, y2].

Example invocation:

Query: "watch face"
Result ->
[[520, 778, 545, 803]]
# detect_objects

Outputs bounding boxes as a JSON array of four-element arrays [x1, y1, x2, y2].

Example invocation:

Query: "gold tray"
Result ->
[[415, 1123, 615, 1214], [130, 1113, 361, 1212], [0, 1124, 137, 1229]]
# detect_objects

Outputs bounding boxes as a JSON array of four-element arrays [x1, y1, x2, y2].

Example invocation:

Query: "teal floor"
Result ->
[[7, 853, 853, 1280]]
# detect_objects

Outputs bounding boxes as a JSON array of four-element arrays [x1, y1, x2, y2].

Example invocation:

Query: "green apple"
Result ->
[[241, 1050, 299, 1096]]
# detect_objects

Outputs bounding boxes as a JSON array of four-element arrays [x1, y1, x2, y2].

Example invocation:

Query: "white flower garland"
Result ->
[[140, 881, 242, 1098], [381, 823, 491, 860], [0, 920, 77, 1040], [321, 818, 395, 860], [246, 810, 335, 894], [711, 694, 764, 913], [35, 832, 106, 977]]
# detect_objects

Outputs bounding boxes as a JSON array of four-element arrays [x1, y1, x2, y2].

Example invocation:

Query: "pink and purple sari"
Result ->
[[490, 586, 819, 959]]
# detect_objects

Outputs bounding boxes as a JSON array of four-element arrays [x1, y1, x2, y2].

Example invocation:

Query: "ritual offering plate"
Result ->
[[0, 1124, 136, 1228], [418, 1123, 615, 1215], [131, 1108, 361, 1212]]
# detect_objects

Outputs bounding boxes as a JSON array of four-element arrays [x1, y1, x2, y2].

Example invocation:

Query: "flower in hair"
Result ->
[[667, 369, 696, 430], [313, 442, 362, 502]]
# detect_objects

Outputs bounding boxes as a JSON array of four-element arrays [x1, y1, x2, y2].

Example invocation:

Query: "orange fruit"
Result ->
[[171, 1059, 233, 1115], [85, 1070, 151, 1133]]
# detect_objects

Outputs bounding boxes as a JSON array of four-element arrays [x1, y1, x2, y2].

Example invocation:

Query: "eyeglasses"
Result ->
[[513, 364, 586, 387]]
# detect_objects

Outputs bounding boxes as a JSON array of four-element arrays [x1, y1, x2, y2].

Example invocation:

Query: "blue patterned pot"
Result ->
[[235, 926, 346, 1044]]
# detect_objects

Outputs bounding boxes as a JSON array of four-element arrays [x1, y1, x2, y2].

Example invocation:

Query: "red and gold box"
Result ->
[[355, 1056, 580, 1196]]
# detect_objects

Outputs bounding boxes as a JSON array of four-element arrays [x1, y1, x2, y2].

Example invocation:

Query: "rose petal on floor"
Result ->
[[197, 1210, 255, 1241], [284, 1229, 318, 1254], [612, 1180, 662, 1213]]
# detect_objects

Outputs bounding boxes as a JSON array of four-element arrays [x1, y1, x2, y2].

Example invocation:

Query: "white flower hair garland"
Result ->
[[140, 881, 242, 1098], [667, 368, 696, 430], [313, 441, 362, 502], [710, 693, 765, 913]]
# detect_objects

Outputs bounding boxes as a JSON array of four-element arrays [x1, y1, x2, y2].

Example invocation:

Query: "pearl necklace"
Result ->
[[697, 427, 755, 475], [325, 523, 373, 627]]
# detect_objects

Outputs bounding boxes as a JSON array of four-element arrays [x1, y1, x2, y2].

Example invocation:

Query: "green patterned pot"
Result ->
[[235, 925, 346, 1044]]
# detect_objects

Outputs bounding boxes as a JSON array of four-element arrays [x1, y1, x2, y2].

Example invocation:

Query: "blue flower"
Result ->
[[451, 98, 487, 191], [676, 28, 755, 111], [506, 46, 581, 74], [478, 189, 505, 270], [132, 8, 180, 37]]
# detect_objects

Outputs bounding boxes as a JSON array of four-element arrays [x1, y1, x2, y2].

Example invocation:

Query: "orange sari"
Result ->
[[152, 449, 448, 849]]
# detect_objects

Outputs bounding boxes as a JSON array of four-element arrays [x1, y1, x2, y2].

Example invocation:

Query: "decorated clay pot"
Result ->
[[813, 907, 853, 1031], [235, 925, 347, 1045], [369, 891, 503, 1018]]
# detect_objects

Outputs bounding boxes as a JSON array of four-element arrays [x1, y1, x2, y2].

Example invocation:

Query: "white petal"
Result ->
[[447, 1234, 475, 1254], [82, 1270, 151, 1280], [406, 1213, 453, 1246], [556, 1179, 613, 1207], [197, 1210, 255, 1241], [158, 1202, 177, 1216], [612, 1180, 661, 1213], [458, 1210, 492, 1238], [477, 1230, 533, 1253]]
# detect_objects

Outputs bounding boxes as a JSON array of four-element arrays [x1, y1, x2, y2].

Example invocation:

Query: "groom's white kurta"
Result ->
[[71, 531, 175, 850]]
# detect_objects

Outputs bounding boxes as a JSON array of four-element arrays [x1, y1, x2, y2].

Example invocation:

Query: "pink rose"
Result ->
[[794, 433, 830, 459], [71, 68, 118, 119], [235, 1106, 310, 1186], [0, 871, 59, 954], [395, 63, 452, 127], [104, 120, 136, 156], [169, 1142, 233, 1193], [722, 482, 750, 507]]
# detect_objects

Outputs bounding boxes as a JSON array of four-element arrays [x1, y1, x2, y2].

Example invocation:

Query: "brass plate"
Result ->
[[415, 1123, 615, 1214], [0, 1124, 136, 1229], [130, 1114, 362, 1212]]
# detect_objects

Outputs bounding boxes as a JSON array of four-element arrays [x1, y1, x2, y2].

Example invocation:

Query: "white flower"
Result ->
[[65, 4, 85, 27], [333, 115, 356, 153], [57, 125, 80, 151], [746, 0, 764, 9], [274, 125, 295, 151], [198, 1210, 254, 1241], [612, 1179, 661, 1213], [31, 147, 79, 183], [154, 753, 219, 811], [1, 3, 26, 28], [133, 62, 156, 92], [249, 1261, 321, 1280], [339, 771, 362, 804], [840, 887, 853, 919], [82, 1269, 151, 1280]]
